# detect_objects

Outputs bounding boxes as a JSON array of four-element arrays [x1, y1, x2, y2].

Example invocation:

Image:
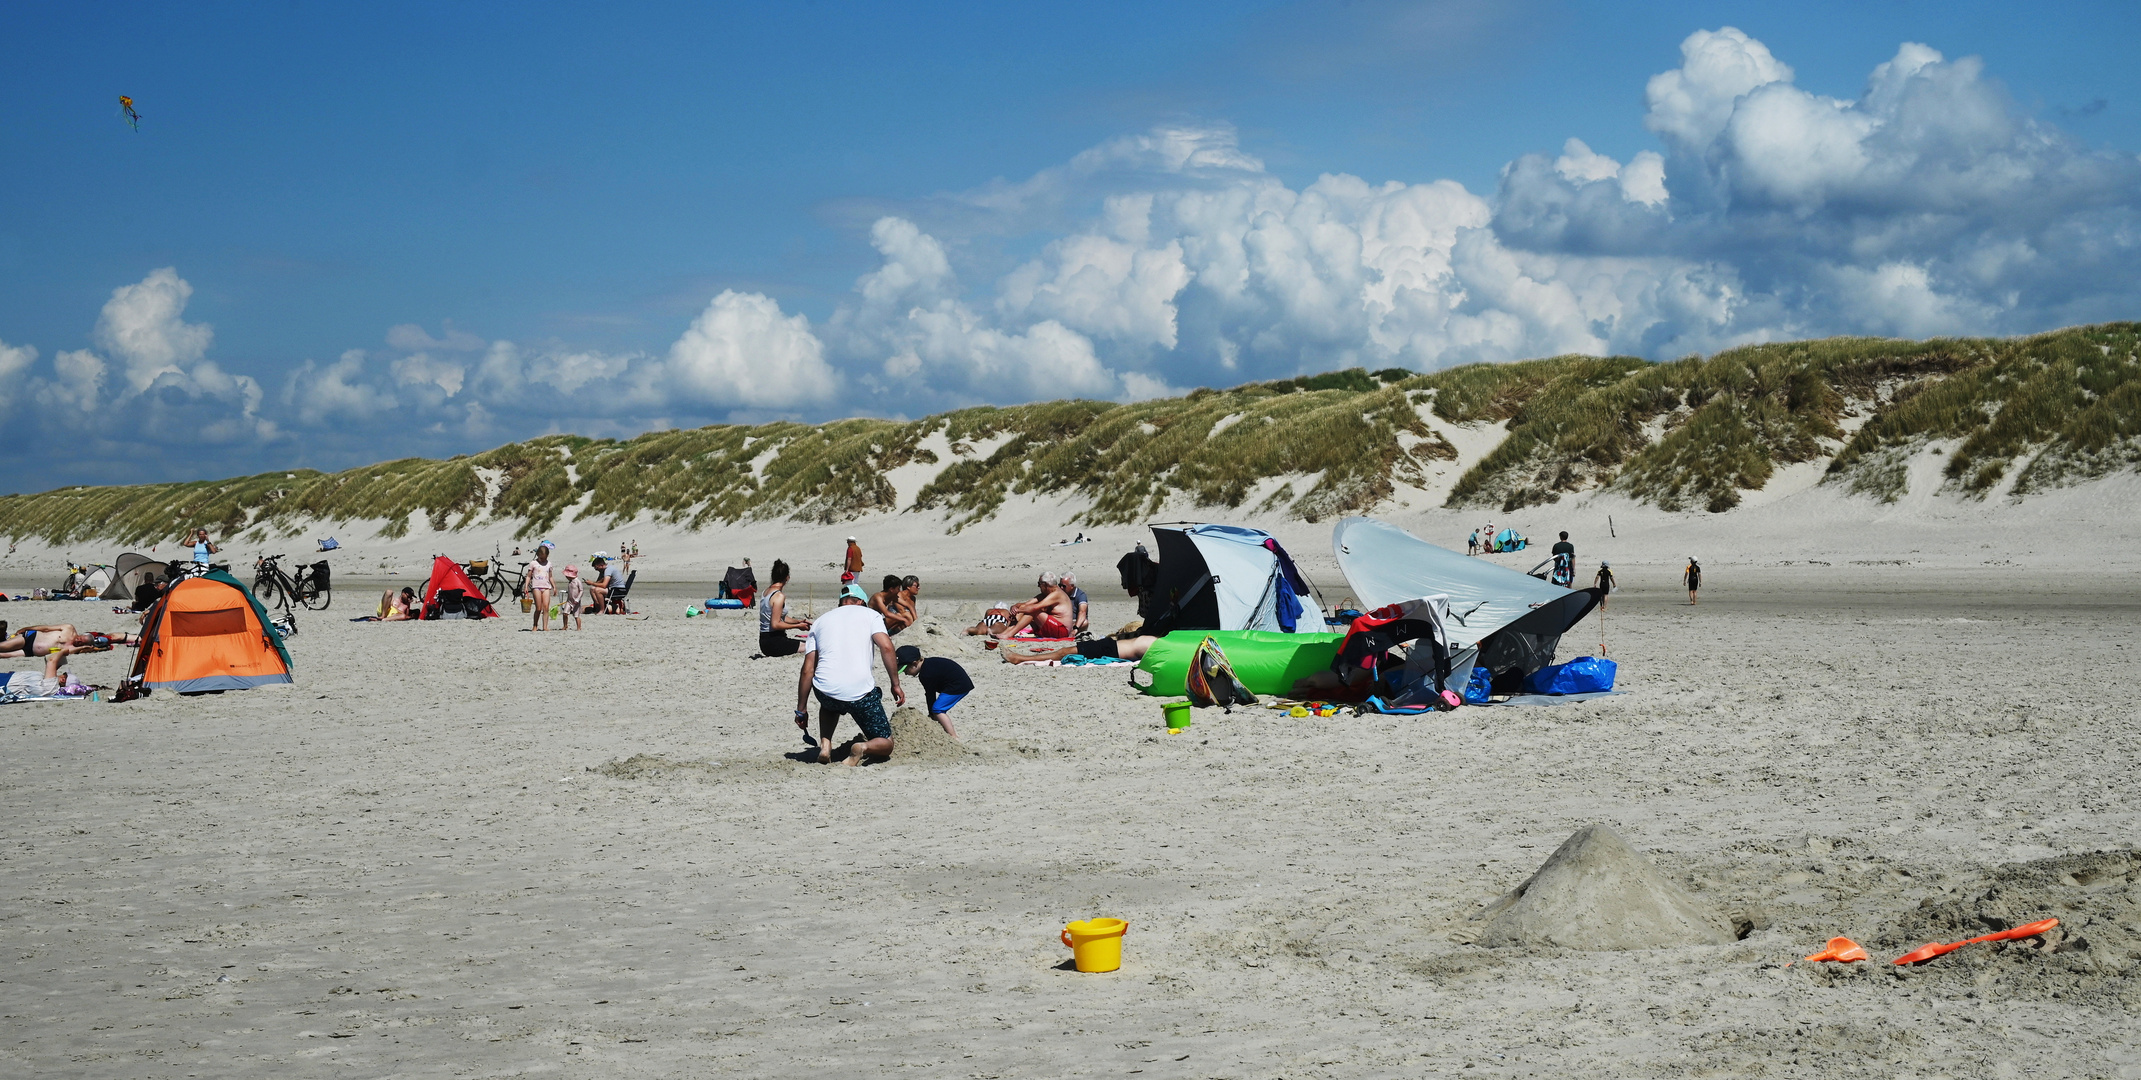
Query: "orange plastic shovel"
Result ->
[[1804, 937, 1868, 963], [1892, 917, 2058, 965]]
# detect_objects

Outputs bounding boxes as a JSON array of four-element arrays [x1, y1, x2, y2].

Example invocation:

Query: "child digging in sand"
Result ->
[[895, 645, 969, 738]]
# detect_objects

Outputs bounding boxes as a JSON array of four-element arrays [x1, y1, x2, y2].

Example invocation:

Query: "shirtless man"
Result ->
[[995, 572, 1074, 640], [0, 625, 140, 682], [868, 574, 915, 635]]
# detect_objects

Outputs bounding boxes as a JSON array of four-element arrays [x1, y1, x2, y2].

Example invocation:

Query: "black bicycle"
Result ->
[[462, 545, 526, 604], [254, 554, 333, 611]]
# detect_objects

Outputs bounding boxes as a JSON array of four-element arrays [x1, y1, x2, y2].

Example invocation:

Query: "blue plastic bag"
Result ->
[[1522, 656, 1617, 695], [1463, 666, 1493, 705]]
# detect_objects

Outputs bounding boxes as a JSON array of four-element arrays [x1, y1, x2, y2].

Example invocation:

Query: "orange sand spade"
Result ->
[[1891, 918, 2058, 965], [1803, 937, 1869, 963]]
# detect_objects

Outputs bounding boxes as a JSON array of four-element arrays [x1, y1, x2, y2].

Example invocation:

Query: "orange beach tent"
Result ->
[[119, 569, 293, 697]]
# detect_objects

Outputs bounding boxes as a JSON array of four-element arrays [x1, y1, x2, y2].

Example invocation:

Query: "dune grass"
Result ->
[[4, 325, 2137, 547]]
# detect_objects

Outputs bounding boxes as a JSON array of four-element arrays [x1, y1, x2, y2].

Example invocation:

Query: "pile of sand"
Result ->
[[1467, 824, 1737, 950], [591, 753, 722, 781], [1874, 849, 2141, 1007], [888, 706, 986, 764]]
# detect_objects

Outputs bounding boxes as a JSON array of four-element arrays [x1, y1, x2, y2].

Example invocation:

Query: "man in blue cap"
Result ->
[[795, 581, 906, 764]]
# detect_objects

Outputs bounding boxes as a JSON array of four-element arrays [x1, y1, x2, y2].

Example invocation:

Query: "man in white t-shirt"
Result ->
[[796, 583, 906, 765]]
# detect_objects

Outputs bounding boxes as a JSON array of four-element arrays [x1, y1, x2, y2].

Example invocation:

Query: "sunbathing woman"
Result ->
[[374, 587, 421, 621]]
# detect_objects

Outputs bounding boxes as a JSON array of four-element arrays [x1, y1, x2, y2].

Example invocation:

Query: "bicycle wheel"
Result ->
[[300, 577, 332, 611], [480, 573, 505, 603]]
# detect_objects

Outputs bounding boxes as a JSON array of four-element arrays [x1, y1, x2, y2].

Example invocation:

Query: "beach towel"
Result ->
[[0, 672, 93, 703]]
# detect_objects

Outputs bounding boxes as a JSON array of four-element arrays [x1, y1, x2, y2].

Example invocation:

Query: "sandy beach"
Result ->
[[4, 505, 2141, 1078]]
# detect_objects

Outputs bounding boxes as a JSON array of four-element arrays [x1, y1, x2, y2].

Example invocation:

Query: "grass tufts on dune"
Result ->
[[5, 324, 2140, 546]]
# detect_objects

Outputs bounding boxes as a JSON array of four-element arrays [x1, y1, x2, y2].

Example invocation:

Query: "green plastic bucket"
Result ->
[[1162, 701, 1193, 731]]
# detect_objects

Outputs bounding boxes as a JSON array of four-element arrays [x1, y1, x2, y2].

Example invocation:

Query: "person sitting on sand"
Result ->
[[1061, 571, 1091, 637], [895, 644, 969, 738], [995, 572, 1074, 640], [795, 582, 905, 765], [374, 587, 421, 621], [756, 559, 812, 657], [869, 574, 914, 635], [965, 603, 1013, 636], [899, 575, 922, 628]]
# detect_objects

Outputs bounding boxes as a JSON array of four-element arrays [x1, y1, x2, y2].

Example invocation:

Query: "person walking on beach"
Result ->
[[1467, 530, 1480, 556], [1593, 561, 1616, 607], [1550, 531, 1576, 587], [844, 537, 864, 577], [757, 559, 811, 657], [1684, 557, 1702, 605], [896, 644, 970, 738], [527, 545, 555, 630], [796, 582, 905, 765]]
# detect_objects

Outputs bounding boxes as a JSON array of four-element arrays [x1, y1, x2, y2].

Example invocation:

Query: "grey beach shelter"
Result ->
[[1332, 516, 1601, 682]]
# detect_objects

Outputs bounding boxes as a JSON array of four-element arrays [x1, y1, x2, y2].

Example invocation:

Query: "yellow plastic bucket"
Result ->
[[1162, 701, 1192, 731], [1061, 917, 1128, 972], [520, 596, 534, 613]]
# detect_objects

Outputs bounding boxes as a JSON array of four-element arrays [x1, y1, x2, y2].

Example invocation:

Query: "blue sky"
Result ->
[[3, 1, 2139, 491]]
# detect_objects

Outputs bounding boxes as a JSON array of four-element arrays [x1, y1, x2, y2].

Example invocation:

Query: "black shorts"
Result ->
[[759, 631, 800, 657], [815, 686, 892, 741]]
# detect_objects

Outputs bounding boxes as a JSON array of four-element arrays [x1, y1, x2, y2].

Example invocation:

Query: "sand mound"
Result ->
[[1871, 849, 2141, 1007], [592, 753, 722, 781], [1471, 824, 1737, 950], [888, 706, 985, 764]]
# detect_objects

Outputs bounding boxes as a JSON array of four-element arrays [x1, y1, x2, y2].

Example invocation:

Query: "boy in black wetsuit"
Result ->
[[895, 645, 972, 738]]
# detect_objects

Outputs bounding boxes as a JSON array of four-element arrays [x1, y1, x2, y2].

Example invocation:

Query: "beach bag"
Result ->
[[1463, 666, 1493, 705], [1522, 656, 1617, 695], [310, 561, 331, 591], [1183, 636, 1257, 711]]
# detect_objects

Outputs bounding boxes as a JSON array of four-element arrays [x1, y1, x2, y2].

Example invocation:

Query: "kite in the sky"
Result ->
[[119, 96, 140, 131]]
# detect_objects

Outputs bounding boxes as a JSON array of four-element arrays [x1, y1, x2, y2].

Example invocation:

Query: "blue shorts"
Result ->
[[930, 692, 967, 716], [815, 686, 891, 741]]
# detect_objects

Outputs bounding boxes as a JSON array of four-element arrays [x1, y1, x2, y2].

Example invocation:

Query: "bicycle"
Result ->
[[461, 545, 526, 604], [253, 554, 333, 611]]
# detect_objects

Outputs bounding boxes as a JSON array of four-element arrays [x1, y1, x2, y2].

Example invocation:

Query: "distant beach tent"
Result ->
[[101, 552, 173, 603], [1133, 523, 1324, 633], [422, 555, 498, 619], [120, 569, 293, 697], [60, 563, 115, 597], [1333, 516, 1598, 678]]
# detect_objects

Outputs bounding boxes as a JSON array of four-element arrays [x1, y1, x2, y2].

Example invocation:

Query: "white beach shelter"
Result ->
[[1332, 515, 1601, 677]]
